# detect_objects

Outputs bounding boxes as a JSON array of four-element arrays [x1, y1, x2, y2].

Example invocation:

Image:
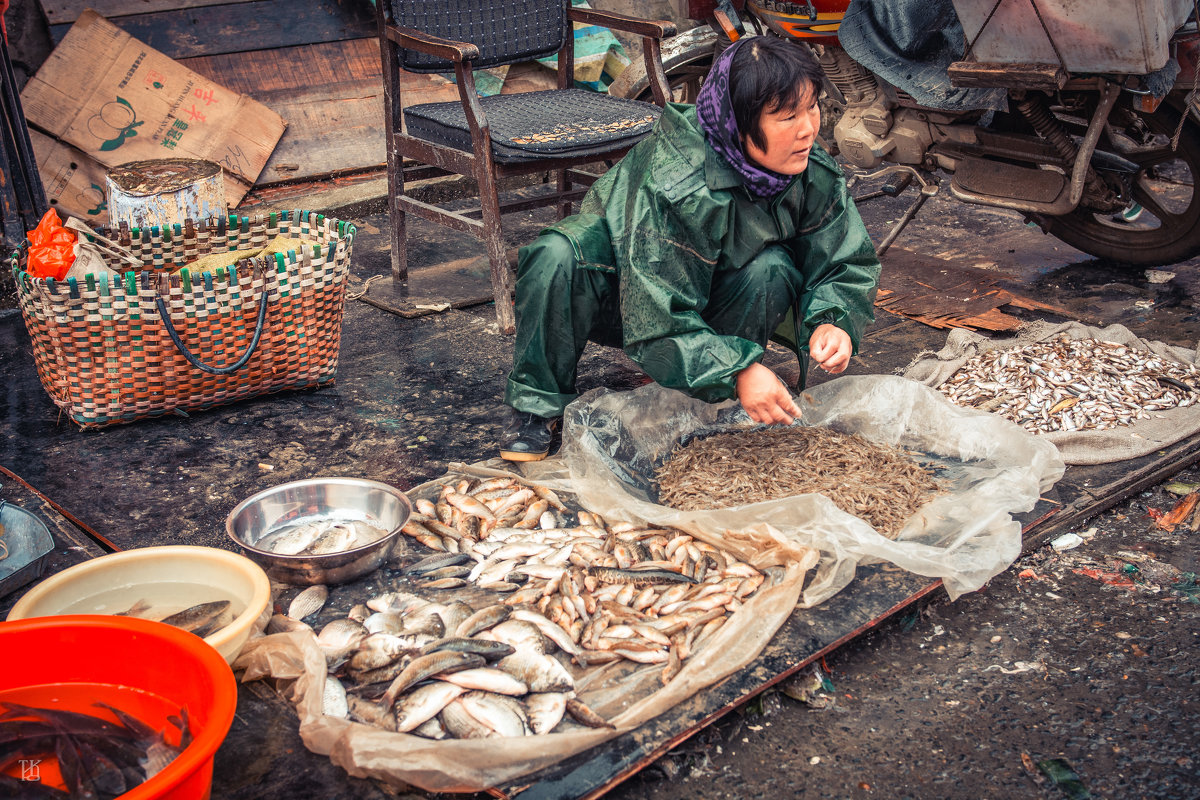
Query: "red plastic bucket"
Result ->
[[0, 614, 237, 799]]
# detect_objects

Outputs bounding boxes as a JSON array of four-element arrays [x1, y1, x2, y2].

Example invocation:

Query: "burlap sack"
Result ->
[[901, 321, 1200, 465]]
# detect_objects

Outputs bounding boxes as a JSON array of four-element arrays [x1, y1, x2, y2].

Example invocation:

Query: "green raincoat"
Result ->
[[506, 102, 880, 417]]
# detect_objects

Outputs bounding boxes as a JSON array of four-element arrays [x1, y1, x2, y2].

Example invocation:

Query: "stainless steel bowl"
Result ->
[[225, 477, 412, 586]]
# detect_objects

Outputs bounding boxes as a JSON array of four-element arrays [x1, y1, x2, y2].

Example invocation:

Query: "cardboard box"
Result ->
[[20, 9, 286, 209], [29, 130, 111, 227]]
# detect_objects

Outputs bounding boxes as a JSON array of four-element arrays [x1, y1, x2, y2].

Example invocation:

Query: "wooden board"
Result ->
[[876, 247, 1101, 331], [42, 0, 246, 26], [47, 0, 377, 59], [183, 41, 560, 186], [255, 83, 386, 183], [181, 38, 383, 95]]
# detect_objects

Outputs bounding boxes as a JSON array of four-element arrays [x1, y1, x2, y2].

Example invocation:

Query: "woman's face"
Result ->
[[743, 86, 820, 175]]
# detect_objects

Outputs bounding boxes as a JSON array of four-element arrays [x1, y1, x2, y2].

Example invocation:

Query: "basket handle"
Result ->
[[154, 286, 271, 375]]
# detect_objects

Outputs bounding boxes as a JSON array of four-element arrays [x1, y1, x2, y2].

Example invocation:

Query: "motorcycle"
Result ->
[[608, 0, 1200, 266]]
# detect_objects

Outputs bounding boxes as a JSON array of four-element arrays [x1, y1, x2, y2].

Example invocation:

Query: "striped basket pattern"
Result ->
[[9, 210, 355, 428]]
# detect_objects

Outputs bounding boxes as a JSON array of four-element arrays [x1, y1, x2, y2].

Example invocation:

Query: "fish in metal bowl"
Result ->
[[226, 477, 412, 586]]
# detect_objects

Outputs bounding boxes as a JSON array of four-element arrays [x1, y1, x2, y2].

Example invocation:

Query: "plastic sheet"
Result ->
[[234, 463, 812, 793], [552, 376, 1064, 604], [233, 376, 1062, 792]]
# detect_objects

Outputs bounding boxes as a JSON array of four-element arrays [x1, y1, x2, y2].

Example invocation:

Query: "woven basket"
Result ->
[[9, 211, 355, 428]]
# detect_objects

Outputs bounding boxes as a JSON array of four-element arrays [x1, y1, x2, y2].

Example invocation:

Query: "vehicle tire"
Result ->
[[1034, 101, 1200, 267], [608, 26, 718, 104]]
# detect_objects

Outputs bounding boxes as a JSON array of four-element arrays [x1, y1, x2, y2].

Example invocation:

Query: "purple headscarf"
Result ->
[[695, 38, 795, 199]]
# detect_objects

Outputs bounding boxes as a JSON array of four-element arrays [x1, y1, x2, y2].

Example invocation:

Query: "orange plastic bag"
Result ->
[[26, 209, 77, 280]]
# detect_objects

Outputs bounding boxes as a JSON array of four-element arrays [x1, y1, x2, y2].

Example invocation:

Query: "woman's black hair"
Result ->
[[728, 37, 823, 152]]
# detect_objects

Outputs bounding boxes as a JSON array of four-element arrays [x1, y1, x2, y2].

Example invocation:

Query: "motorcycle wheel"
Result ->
[[633, 50, 713, 105], [1034, 101, 1200, 267]]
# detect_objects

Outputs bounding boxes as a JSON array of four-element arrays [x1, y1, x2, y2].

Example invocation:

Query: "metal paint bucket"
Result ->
[[105, 158, 226, 230]]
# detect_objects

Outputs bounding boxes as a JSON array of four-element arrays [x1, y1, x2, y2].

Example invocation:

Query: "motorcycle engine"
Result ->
[[815, 44, 938, 169]]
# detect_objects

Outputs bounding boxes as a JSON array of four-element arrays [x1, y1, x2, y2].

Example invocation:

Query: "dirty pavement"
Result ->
[[2, 178, 1199, 799]]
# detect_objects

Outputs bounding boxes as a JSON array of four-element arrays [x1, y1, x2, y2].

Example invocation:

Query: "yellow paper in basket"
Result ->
[[174, 235, 309, 276]]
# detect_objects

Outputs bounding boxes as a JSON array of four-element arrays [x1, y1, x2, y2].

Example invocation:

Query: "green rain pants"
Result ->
[[505, 232, 806, 418]]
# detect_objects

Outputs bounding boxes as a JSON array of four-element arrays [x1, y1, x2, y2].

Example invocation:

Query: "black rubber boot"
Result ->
[[499, 410, 560, 462]]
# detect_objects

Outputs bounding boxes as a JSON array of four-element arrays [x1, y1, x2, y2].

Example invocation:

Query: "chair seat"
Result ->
[[404, 88, 661, 163]]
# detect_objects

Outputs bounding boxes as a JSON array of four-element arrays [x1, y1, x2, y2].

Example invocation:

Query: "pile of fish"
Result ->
[[0, 701, 189, 798], [655, 426, 943, 539], [938, 335, 1200, 433], [255, 518, 391, 556], [266, 474, 773, 738], [272, 583, 611, 737], [401, 476, 769, 679]]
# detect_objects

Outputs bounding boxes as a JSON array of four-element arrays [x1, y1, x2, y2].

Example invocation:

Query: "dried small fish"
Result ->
[[939, 335, 1200, 434], [655, 426, 942, 539]]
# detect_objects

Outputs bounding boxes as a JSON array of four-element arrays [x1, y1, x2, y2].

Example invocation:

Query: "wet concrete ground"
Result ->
[[1, 176, 1198, 798]]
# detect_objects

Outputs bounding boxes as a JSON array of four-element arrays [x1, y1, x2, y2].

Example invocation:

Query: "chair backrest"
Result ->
[[388, 0, 570, 73]]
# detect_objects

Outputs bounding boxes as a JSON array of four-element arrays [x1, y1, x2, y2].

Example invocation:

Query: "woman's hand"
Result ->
[[809, 323, 852, 374], [736, 362, 802, 425]]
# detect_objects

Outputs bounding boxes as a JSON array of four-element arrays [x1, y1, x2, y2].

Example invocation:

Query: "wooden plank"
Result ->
[[254, 84, 386, 184], [48, 0, 377, 60], [41, 0, 241, 26], [181, 38, 382, 96], [186, 46, 559, 186]]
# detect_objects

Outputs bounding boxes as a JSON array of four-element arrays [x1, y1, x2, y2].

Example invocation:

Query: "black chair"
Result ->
[[375, 0, 675, 333]]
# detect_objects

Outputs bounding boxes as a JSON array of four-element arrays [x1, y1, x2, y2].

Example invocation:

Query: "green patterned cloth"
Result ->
[[536, 0, 630, 91]]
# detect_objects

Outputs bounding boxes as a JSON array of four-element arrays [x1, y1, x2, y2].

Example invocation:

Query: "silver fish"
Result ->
[[266, 613, 311, 635], [510, 609, 583, 656], [483, 620, 548, 655], [317, 618, 368, 668], [419, 637, 515, 661], [317, 618, 367, 649], [440, 698, 495, 739], [524, 692, 567, 735], [158, 600, 233, 637], [256, 520, 328, 555], [367, 591, 430, 615], [459, 691, 531, 737], [496, 650, 574, 693], [363, 611, 406, 635], [454, 605, 511, 638], [404, 551, 472, 576], [287, 585, 328, 620], [347, 695, 395, 730], [437, 600, 474, 635], [411, 716, 448, 739], [323, 675, 349, 719], [381, 651, 485, 709], [394, 682, 467, 733], [307, 523, 360, 555], [439, 668, 528, 696]]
